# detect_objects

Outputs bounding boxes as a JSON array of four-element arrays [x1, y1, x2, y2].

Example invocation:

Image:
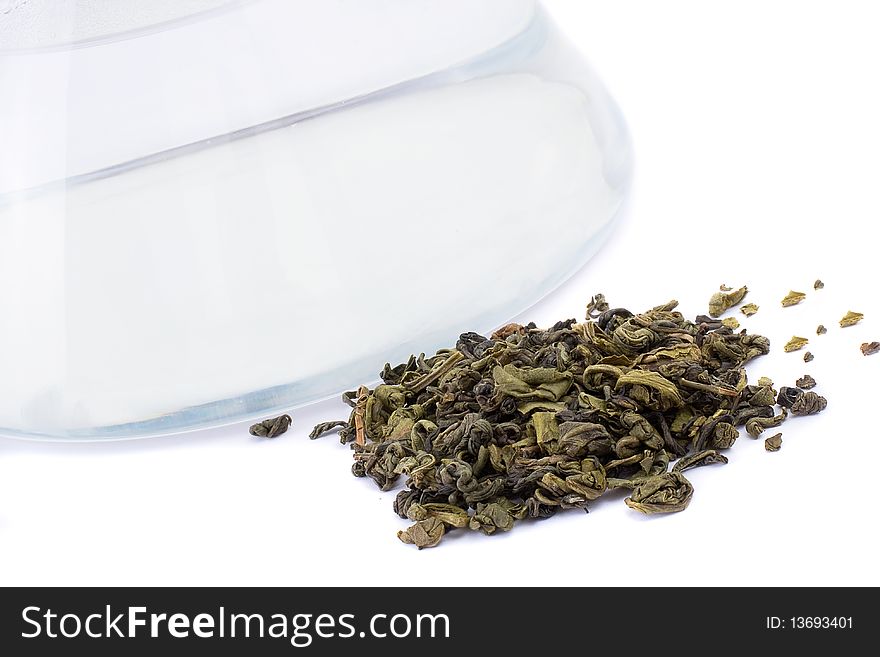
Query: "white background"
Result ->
[[2, 0, 879, 586]]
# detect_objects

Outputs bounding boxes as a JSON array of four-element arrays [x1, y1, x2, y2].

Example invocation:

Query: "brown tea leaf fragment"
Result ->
[[784, 336, 809, 352], [803, 351, 814, 363], [862, 342, 880, 356], [781, 291, 806, 307], [719, 284, 732, 291], [796, 375, 817, 390], [839, 311, 864, 328], [740, 303, 759, 317], [708, 285, 748, 317], [790, 391, 827, 416], [814, 279, 824, 290], [816, 324, 827, 335], [764, 433, 783, 451]]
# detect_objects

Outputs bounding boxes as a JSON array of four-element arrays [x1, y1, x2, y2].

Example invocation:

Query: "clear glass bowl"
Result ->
[[0, 0, 632, 439]]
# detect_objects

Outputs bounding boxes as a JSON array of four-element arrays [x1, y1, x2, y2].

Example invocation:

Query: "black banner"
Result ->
[[0, 587, 869, 654]]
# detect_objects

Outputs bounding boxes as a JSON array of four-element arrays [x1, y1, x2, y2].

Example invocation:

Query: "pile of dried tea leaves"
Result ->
[[309, 298, 826, 548]]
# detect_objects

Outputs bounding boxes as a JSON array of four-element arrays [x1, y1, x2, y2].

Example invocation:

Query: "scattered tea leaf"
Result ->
[[757, 376, 774, 387], [708, 285, 748, 317], [816, 324, 827, 335], [740, 303, 759, 317], [839, 311, 864, 328], [813, 279, 824, 290], [784, 336, 809, 352], [719, 284, 732, 291], [861, 342, 880, 356], [781, 290, 806, 307], [249, 414, 292, 438], [722, 317, 740, 330], [796, 375, 816, 389], [764, 433, 783, 452], [803, 351, 814, 363]]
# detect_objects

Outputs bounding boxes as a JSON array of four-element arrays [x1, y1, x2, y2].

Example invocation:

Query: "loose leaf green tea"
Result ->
[[719, 284, 732, 291], [708, 285, 748, 317], [784, 336, 809, 352], [861, 342, 880, 356], [781, 291, 806, 307], [303, 294, 836, 548], [722, 317, 741, 330], [740, 303, 759, 317], [814, 280, 824, 290], [803, 351, 814, 363], [764, 433, 783, 451], [816, 325, 827, 335], [839, 311, 864, 328], [249, 414, 292, 438]]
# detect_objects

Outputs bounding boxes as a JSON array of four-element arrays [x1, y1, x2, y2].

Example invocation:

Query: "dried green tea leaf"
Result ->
[[740, 303, 759, 317], [862, 341, 880, 356], [719, 284, 732, 291], [781, 290, 806, 307], [839, 310, 864, 328], [790, 391, 827, 416], [586, 293, 610, 318], [406, 503, 470, 529], [803, 351, 814, 363], [764, 433, 783, 452], [309, 420, 349, 439], [397, 518, 445, 549], [784, 336, 809, 352], [816, 324, 827, 335], [708, 285, 748, 317], [757, 376, 773, 387], [796, 375, 817, 390], [249, 414, 292, 438], [313, 294, 827, 547], [624, 472, 694, 514], [673, 449, 728, 473], [722, 317, 740, 330], [814, 279, 824, 290], [746, 409, 787, 438]]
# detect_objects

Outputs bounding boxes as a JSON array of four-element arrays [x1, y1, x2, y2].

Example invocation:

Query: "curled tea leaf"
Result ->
[[757, 376, 774, 387], [249, 414, 292, 438], [708, 285, 748, 318], [745, 409, 787, 438], [790, 391, 827, 416], [586, 293, 610, 318], [781, 290, 806, 307], [764, 433, 783, 451], [673, 449, 728, 473], [784, 336, 809, 352], [839, 311, 864, 328], [816, 325, 827, 335], [721, 317, 740, 330], [740, 303, 759, 317], [719, 284, 732, 291], [397, 518, 445, 549], [803, 351, 814, 363], [796, 375, 816, 390], [309, 420, 348, 440], [814, 279, 824, 290], [624, 472, 694, 514]]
